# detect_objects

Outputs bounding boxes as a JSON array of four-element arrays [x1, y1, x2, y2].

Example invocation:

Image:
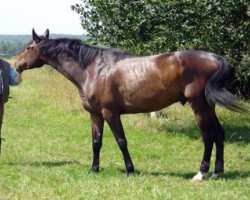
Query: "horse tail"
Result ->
[[205, 55, 247, 113]]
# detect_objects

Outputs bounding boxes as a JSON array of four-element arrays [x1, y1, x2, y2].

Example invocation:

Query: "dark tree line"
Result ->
[[0, 41, 26, 56], [72, 0, 250, 97], [0, 41, 25, 55], [0, 34, 87, 56], [0, 34, 31, 56]]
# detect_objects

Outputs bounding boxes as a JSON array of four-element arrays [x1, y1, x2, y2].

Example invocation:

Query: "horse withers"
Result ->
[[16, 29, 246, 180]]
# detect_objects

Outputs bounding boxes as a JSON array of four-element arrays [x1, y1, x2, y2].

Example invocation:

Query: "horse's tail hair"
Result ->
[[205, 55, 247, 113]]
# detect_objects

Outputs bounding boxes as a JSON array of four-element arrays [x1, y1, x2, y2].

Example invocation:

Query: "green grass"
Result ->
[[0, 67, 249, 199]]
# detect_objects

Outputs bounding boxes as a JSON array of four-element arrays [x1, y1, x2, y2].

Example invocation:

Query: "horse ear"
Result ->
[[44, 29, 49, 39], [32, 28, 41, 43]]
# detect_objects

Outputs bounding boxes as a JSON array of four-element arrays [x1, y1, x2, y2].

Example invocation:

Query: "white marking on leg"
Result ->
[[211, 172, 223, 179], [192, 171, 207, 181], [150, 112, 158, 118]]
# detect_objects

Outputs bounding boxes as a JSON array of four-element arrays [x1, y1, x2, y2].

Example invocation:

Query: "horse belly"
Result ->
[[120, 77, 181, 113]]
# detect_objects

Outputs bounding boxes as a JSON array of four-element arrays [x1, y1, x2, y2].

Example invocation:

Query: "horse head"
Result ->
[[16, 29, 49, 73]]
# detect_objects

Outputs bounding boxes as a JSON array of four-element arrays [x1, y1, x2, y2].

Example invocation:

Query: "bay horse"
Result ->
[[16, 29, 245, 180]]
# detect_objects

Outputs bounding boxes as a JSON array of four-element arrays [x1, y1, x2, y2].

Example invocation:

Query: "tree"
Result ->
[[72, 0, 250, 97]]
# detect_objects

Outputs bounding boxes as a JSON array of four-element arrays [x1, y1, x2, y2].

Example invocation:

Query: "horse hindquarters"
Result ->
[[185, 53, 244, 180]]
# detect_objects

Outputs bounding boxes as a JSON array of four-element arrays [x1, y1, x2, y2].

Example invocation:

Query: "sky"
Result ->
[[0, 0, 85, 35]]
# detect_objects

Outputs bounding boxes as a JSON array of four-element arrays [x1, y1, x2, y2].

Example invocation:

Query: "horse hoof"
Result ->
[[126, 168, 135, 176], [125, 163, 135, 174], [126, 171, 135, 177], [211, 172, 223, 179], [91, 166, 99, 172], [192, 171, 207, 181]]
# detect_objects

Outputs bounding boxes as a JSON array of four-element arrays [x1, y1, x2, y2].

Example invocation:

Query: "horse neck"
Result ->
[[44, 55, 87, 90]]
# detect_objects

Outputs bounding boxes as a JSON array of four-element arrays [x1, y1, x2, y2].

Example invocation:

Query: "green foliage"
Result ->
[[72, 0, 250, 97]]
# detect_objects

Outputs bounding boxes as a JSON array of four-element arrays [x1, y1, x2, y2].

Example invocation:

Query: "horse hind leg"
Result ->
[[189, 96, 224, 181], [202, 107, 225, 179], [211, 117, 225, 179]]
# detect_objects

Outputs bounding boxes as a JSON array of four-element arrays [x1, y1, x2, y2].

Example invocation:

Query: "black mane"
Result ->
[[39, 38, 133, 68]]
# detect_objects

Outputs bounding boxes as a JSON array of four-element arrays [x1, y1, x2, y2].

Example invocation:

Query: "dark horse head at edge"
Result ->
[[16, 29, 247, 181]]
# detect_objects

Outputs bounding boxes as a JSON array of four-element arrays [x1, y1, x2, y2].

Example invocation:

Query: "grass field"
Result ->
[[0, 64, 249, 199]]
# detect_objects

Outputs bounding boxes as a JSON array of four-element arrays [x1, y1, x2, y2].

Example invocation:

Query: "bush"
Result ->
[[72, 0, 250, 97]]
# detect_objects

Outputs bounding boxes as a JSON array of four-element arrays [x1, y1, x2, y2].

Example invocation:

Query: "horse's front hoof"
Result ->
[[211, 172, 223, 179], [192, 171, 207, 181]]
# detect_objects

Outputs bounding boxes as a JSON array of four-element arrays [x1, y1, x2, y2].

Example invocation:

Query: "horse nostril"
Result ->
[[16, 67, 23, 73]]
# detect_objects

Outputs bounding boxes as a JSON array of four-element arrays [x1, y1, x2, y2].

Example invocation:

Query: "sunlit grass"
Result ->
[[0, 66, 249, 199]]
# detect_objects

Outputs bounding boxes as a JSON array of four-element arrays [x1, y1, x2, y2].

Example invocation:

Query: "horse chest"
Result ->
[[85, 86, 100, 105], [83, 78, 111, 111]]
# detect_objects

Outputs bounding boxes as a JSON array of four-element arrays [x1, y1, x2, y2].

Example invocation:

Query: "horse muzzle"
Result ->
[[15, 72, 22, 85], [16, 66, 24, 73]]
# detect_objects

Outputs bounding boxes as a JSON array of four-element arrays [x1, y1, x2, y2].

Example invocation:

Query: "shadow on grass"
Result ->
[[4, 160, 249, 180], [30, 160, 82, 167], [6, 160, 82, 167], [129, 169, 250, 180], [160, 122, 250, 144]]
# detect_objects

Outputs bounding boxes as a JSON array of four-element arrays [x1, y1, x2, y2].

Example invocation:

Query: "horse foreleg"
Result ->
[[90, 113, 104, 172], [102, 109, 134, 174]]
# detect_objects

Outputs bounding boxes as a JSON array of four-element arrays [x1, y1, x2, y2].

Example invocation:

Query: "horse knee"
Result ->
[[117, 138, 127, 149], [93, 140, 102, 151]]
